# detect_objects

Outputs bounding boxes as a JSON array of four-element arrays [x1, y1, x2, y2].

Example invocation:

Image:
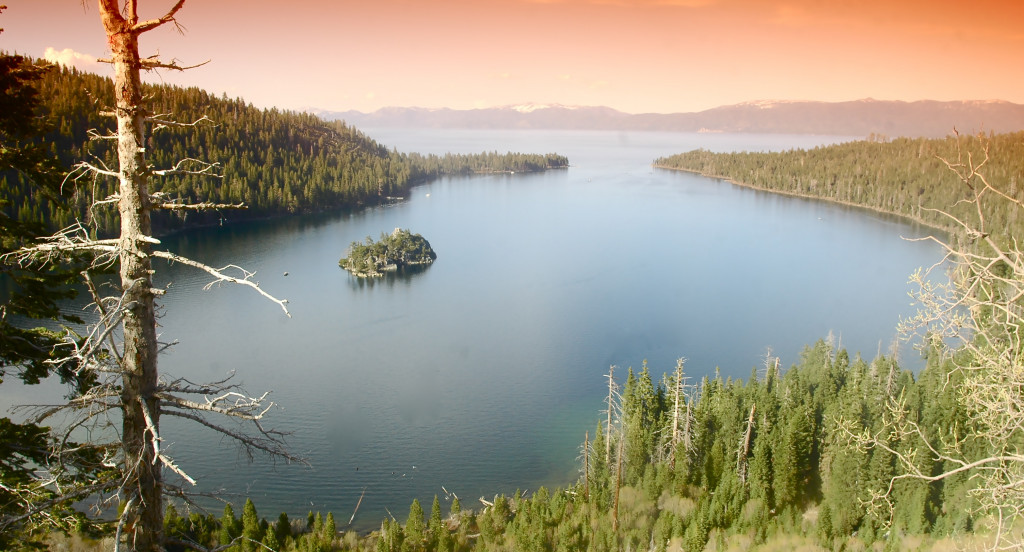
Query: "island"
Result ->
[[339, 228, 437, 277]]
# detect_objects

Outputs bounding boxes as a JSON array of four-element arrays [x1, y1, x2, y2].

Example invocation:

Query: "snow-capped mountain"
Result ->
[[310, 100, 1024, 138]]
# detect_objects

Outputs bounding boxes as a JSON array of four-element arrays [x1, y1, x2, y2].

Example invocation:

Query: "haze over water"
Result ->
[[1, 129, 944, 530]]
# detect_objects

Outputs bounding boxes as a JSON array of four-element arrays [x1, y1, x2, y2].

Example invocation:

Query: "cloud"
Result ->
[[43, 47, 101, 72]]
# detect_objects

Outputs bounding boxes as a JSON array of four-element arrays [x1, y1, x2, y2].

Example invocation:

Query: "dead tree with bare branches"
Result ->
[[661, 357, 695, 471], [848, 131, 1024, 551], [603, 365, 621, 464], [0, 2, 298, 550]]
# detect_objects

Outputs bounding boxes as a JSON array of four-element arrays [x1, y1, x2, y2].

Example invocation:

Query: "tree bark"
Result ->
[[670, 358, 683, 470], [583, 431, 589, 502], [99, 2, 168, 549], [737, 403, 756, 484], [1, 3, 293, 549], [605, 365, 614, 464], [612, 437, 622, 533]]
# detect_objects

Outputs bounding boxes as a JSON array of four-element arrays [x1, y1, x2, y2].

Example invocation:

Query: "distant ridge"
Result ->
[[311, 100, 1024, 138]]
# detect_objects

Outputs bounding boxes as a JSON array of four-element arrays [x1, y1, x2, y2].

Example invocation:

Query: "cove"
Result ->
[[2, 129, 945, 531]]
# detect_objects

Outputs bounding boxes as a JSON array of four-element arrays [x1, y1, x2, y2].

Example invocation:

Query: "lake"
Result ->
[[2, 129, 944, 530]]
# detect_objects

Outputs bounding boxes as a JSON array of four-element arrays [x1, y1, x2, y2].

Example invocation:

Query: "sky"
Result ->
[[1, 0, 1022, 114]]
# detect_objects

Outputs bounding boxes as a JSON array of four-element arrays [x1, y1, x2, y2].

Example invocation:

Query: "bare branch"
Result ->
[[113, 496, 133, 552], [82, 270, 125, 363], [158, 391, 276, 421], [151, 250, 291, 316], [159, 454, 196, 486], [151, 199, 246, 211], [161, 409, 306, 465], [132, 0, 187, 34], [138, 55, 209, 72], [160, 372, 239, 395], [149, 157, 222, 178], [71, 158, 119, 179], [148, 113, 216, 132], [87, 128, 118, 141], [0, 224, 120, 267]]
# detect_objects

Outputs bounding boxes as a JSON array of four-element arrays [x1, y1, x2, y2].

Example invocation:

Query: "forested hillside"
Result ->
[[138, 343, 984, 552], [655, 132, 1024, 238], [0, 63, 567, 236]]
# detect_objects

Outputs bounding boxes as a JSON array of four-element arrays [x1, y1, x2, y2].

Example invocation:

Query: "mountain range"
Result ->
[[312, 99, 1024, 138]]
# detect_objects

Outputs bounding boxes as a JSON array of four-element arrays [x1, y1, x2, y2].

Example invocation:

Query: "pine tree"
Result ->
[[219, 504, 239, 548], [261, 528, 280, 551], [274, 512, 292, 546], [322, 512, 337, 549], [241, 498, 261, 552], [403, 498, 425, 552], [0, 15, 101, 545], [428, 495, 444, 546], [771, 401, 814, 511]]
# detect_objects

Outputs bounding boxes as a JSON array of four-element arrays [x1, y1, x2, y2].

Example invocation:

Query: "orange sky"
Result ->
[[2, 0, 1022, 113]]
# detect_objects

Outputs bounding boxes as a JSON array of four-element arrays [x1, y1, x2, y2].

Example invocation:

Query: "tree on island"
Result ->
[[340, 228, 437, 277]]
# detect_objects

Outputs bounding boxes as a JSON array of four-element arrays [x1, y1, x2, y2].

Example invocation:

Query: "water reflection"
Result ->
[[344, 263, 433, 289]]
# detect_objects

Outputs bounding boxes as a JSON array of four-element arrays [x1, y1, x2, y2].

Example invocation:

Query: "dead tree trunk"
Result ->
[[2, 3, 296, 550], [583, 431, 590, 502], [761, 348, 780, 389], [612, 436, 623, 533], [736, 403, 756, 484], [683, 396, 693, 455], [605, 365, 616, 464], [669, 358, 684, 470], [98, 2, 180, 549]]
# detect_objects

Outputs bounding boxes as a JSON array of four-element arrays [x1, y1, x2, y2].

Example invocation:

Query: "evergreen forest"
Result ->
[[340, 228, 437, 277], [0, 62, 568, 237], [655, 132, 1024, 239], [146, 344, 990, 551]]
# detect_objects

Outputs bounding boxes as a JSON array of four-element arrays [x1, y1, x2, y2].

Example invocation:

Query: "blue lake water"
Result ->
[[1, 129, 944, 530]]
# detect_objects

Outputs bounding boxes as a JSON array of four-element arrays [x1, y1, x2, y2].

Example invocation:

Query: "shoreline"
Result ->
[[651, 164, 949, 236], [149, 166, 568, 240]]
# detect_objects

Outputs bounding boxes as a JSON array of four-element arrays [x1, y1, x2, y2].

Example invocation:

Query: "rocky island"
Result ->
[[340, 228, 437, 277]]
